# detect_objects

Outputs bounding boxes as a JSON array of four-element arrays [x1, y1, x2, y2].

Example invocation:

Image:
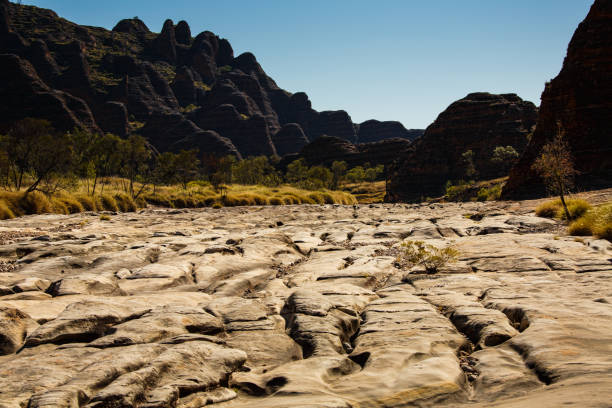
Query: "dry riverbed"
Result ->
[[0, 196, 611, 407]]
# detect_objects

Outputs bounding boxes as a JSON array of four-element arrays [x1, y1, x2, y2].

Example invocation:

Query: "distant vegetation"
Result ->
[[0, 118, 366, 219], [441, 145, 519, 202]]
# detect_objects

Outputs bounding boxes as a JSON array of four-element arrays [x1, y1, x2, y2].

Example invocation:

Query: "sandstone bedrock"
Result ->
[[1, 192, 611, 407]]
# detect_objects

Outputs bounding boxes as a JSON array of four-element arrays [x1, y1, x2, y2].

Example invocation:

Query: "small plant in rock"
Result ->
[[398, 240, 459, 274]]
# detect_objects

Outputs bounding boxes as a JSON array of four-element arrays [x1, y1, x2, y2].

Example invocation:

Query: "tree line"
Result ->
[[0, 118, 384, 197]]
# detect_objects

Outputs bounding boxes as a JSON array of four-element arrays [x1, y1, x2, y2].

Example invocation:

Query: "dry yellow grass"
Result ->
[[568, 202, 612, 241], [535, 198, 591, 220], [0, 180, 357, 220]]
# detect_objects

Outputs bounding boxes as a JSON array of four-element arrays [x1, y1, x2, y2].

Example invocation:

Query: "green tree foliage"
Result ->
[[0, 118, 73, 194], [285, 158, 309, 185], [346, 166, 366, 183], [491, 145, 519, 173], [331, 161, 347, 189], [231, 156, 281, 186], [305, 166, 332, 189], [119, 135, 151, 198], [461, 150, 477, 180]]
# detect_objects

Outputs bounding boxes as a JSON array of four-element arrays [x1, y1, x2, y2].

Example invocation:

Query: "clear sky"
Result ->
[[21, 0, 594, 129]]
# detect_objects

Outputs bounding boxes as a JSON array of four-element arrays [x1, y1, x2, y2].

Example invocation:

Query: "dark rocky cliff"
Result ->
[[503, 0, 612, 198], [386, 93, 538, 202], [0, 1, 417, 159]]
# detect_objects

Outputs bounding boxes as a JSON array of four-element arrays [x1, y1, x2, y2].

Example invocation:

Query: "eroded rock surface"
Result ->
[[1, 196, 611, 407]]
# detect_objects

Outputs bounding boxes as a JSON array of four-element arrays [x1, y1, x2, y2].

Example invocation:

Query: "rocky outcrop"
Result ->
[[152, 19, 177, 63], [96, 101, 129, 137], [387, 93, 538, 202], [191, 104, 276, 157], [175, 20, 191, 45], [1, 195, 612, 406], [0, 1, 416, 163], [503, 0, 612, 198], [141, 111, 240, 157], [112, 17, 150, 36], [293, 135, 411, 167], [0, 53, 99, 133], [272, 123, 309, 156], [357, 119, 423, 143]]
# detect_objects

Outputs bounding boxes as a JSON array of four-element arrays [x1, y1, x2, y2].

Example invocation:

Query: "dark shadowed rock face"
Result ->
[[141, 111, 240, 157], [272, 123, 309, 156], [96, 101, 128, 137], [295, 135, 411, 168], [310, 110, 357, 143], [0, 1, 414, 163], [357, 120, 423, 143], [387, 93, 538, 202], [503, 0, 612, 198], [0, 53, 98, 133], [191, 104, 276, 157], [175, 20, 191, 45], [152, 19, 177, 63]]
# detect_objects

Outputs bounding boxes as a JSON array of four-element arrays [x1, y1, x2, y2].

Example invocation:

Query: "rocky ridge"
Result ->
[[1, 190, 611, 407], [387, 93, 538, 202], [0, 1, 422, 159], [503, 0, 612, 198]]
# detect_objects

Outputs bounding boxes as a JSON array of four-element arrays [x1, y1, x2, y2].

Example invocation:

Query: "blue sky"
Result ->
[[22, 0, 593, 128]]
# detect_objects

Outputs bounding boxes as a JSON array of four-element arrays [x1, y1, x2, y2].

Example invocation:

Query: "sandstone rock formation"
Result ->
[[272, 123, 310, 156], [387, 93, 538, 202], [357, 119, 423, 143], [0, 1, 415, 160], [290, 135, 412, 167], [1, 191, 611, 407], [503, 0, 612, 198]]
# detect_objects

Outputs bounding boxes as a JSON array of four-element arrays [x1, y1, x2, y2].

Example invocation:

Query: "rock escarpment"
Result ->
[[0, 1, 414, 160], [286, 135, 412, 168], [386, 93, 537, 202], [1, 193, 611, 407], [357, 119, 423, 143], [503, 0, 612, 198]]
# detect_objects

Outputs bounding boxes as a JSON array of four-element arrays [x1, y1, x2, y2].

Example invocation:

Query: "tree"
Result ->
[[285, 158, 309, 185], [491, 145, 519, 174], [174, 150, 200, 189], [90, 133, 123, 195], [306, 166, 332, 189], [461, 150, 477, 180], [532, 124, 577, 220], [346, 166, 365, 183], [331, 161, 347, 189], [119, 135, 152, 198], [2, 118, 74, 194], [153, 151, 177, 187], [364, 164, 384, 182]]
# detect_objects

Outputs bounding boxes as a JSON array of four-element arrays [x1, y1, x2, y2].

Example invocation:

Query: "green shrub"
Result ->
[[398, 240, 460, 273]]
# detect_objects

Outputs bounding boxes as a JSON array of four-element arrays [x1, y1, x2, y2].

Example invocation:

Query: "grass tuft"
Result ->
[[568, 202, 612, 241], [536, 198, 591, 220]]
